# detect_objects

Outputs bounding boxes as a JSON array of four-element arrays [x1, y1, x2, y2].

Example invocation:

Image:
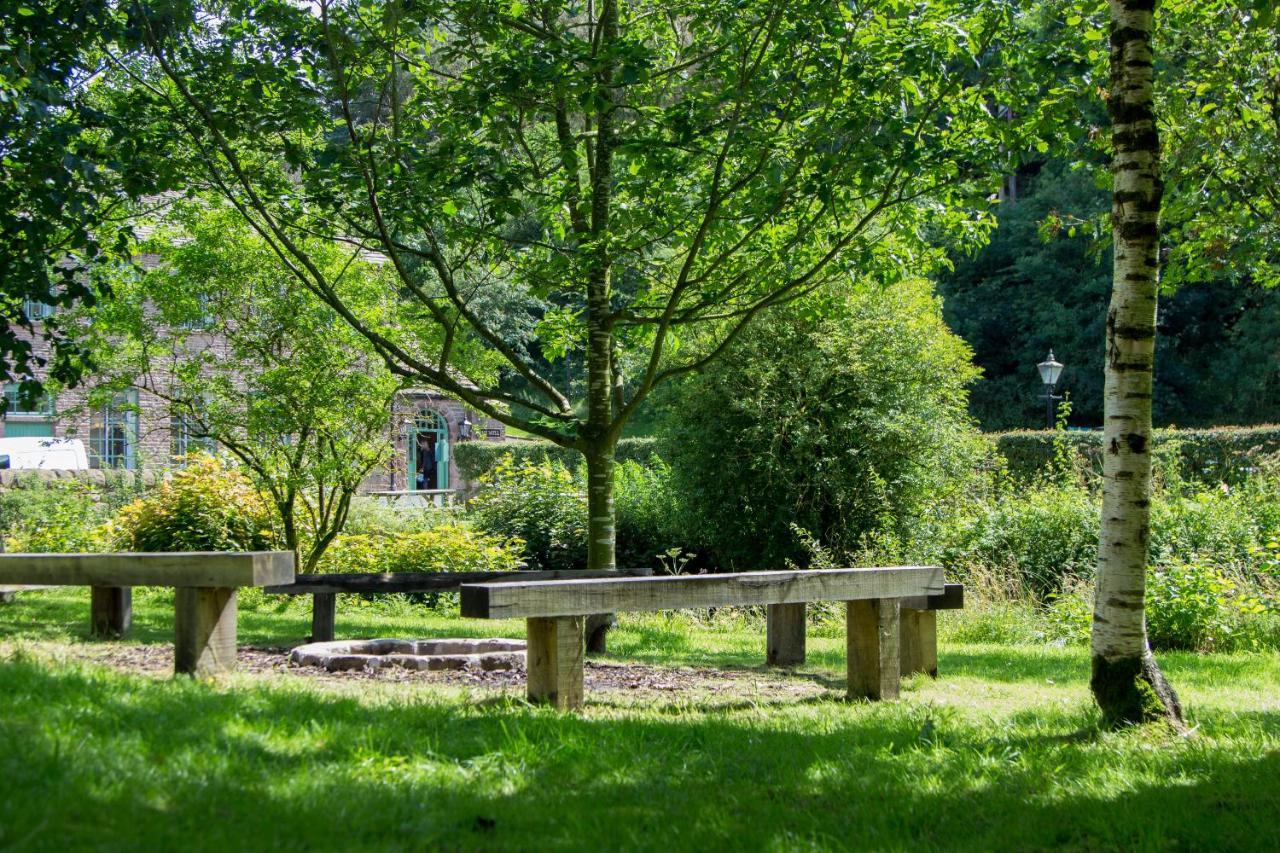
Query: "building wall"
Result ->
[[5, 323, 508, 493]]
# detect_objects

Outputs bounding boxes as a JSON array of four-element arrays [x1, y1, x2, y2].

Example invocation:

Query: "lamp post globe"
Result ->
[[1037, 350, 1065, 429]]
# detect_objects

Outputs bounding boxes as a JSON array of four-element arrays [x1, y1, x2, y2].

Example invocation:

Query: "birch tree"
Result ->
[[1089, 0, 1183, 727]]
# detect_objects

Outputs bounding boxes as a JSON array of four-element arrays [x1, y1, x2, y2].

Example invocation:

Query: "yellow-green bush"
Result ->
[[111, 455, 277, 552], [315, 521, 525, 575]]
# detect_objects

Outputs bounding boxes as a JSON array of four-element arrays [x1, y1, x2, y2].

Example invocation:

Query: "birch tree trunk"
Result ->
[[1090, 0, 1183, 728]]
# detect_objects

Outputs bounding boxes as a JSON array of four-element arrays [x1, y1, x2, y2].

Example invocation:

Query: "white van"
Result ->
[[0, 437, 91, 470]]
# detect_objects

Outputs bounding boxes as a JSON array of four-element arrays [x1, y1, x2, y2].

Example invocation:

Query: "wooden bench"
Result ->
[[460, 566, 946, 710], [264, 567, 653, 643], [765, 582, 964, 676], [0, 551, 294, 677]]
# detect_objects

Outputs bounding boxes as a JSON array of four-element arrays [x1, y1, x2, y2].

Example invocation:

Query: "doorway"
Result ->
[[409, 409, 449, 491]]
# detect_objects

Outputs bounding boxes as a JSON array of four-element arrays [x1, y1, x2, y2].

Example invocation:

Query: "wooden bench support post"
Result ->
[[174, 587, 238, 678], [526, 615, 584, 710], [899, 609, 938, 678], [766, 602, 806, 666], [90, 586, 132, 638], [311, 593, 337, 642], [846, 598, 901, 701], [584, 612, 613, 655]]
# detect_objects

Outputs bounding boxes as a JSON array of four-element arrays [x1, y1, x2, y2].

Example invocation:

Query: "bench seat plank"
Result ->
[[462, 566, 943, 620], [0, 552, 293, 588], [264, 567, 651, 596]]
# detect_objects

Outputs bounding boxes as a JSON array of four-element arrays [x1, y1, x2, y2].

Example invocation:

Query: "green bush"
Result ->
[[469, 456, 587, 571], [111, 455, 277, 552], [341, 499, 455, 537], [1043, 562, 1279, 653], [0, 480, 111, 553], [933, 482, 1100, 598], [993, 425, 1280, 484], [661, 279, 985, 570], [614, 458, 689, 569], [454, 437, 662, 483], [315, 521, 525, 575]]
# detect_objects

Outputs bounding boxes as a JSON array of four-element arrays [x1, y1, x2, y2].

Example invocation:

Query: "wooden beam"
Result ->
[[900, 583, 964, 612], [900, 609, 938, 678], [525, 615, 584, 710], [264, 566, 651, 596], [311, 593, 337, 643], [461, 567, 942, 620], [847, 598, 901, 701], [0, 551, 294, 588], [90, 587, 132, 638], [766, 602, 806, 666], [174, 587, 237, 677]]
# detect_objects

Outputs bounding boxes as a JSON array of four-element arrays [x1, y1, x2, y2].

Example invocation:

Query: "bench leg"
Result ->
[[766, 602, 806, 666], [846, 598, 901, 701], [311, 593, 337, 642], [526, 615, 584, 710], [900, 609, 938, 678], [175, 587, 237, 678], [584, 612, 613, 655], [90, 586, 132, 638]]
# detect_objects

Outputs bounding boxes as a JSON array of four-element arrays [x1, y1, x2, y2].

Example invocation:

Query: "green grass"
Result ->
[[1, 589, 1278, 851]]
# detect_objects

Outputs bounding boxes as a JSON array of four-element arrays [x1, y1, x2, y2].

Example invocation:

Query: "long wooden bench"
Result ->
[[461, 566, 946, 710], [0, 552, 294, 677], [264, 567, 653, 642], [765, 583, 964, 676]]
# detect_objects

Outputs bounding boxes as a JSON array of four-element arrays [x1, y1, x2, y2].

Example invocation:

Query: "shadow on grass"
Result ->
[[0, 655, 1277, 851]]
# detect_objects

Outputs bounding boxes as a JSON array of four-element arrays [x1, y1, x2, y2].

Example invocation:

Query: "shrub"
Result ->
[[0, 480, 111, 553], [469, 456, 587, 571], [315, 521, 525, 575], [993, 425, 1280, 485], [933, 482, 1099, 598], [111, 455, 277, 552], [341, 499, 455, 537], [660, 279, 985, 570], [614, 458, 689, 569], [455, 437, 662, 484]]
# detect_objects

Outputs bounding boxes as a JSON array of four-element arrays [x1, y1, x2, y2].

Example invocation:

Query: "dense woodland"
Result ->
[[939, 160, 1280, 431]]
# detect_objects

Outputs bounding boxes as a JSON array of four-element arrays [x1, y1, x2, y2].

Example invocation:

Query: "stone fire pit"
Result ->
[[289, 638, 525, 673]]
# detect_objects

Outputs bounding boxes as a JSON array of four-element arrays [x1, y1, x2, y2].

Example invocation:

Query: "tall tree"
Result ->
[[1090, 0, 1182, 727], [0, 1, 175, 390], [111, 0, 1049, 650], [82, 204, 402, 572]]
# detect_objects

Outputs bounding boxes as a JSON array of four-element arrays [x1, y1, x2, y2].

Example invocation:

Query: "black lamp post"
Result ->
[[1037, 350, 1065, 429]]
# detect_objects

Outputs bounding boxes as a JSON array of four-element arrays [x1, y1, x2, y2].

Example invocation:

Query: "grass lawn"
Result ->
[[1, 589, 1277, 851]]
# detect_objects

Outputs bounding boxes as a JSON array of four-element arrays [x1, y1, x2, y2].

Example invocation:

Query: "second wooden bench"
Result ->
[[461, 566, 950, 710]]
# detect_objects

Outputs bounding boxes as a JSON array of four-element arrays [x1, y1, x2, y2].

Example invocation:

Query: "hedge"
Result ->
[[993, 425, 1280, 483], [455, 437, 663, 483]]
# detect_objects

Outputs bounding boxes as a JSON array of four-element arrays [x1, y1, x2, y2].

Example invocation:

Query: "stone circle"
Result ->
[[289, 638, 526, 673]]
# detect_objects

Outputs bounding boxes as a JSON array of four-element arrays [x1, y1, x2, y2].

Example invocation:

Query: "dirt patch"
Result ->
[[61, 642, 834, 703]]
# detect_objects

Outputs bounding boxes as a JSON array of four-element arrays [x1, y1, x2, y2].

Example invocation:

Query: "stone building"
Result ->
[[2, 302, 507, 494]]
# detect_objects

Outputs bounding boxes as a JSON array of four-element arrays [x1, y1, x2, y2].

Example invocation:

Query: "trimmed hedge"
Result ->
[[455, 437, 663, 483], [994, 425, 1280, 483]]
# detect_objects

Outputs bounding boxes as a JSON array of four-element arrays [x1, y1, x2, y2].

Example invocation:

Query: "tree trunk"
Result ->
[[1090, 0, 1183, 729], [583, 439, 618, 653]]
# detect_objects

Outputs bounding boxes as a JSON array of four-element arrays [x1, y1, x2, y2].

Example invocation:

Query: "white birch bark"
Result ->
[[1090, 0, 1182, 726]]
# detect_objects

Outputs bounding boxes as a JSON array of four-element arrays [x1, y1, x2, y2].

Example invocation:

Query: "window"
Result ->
[[177, 294, 214, 331], [170, 408, 215, 460], [22, 300, 54, 321], [89, 391, 138, 469], [3, 383, 54, 418]]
